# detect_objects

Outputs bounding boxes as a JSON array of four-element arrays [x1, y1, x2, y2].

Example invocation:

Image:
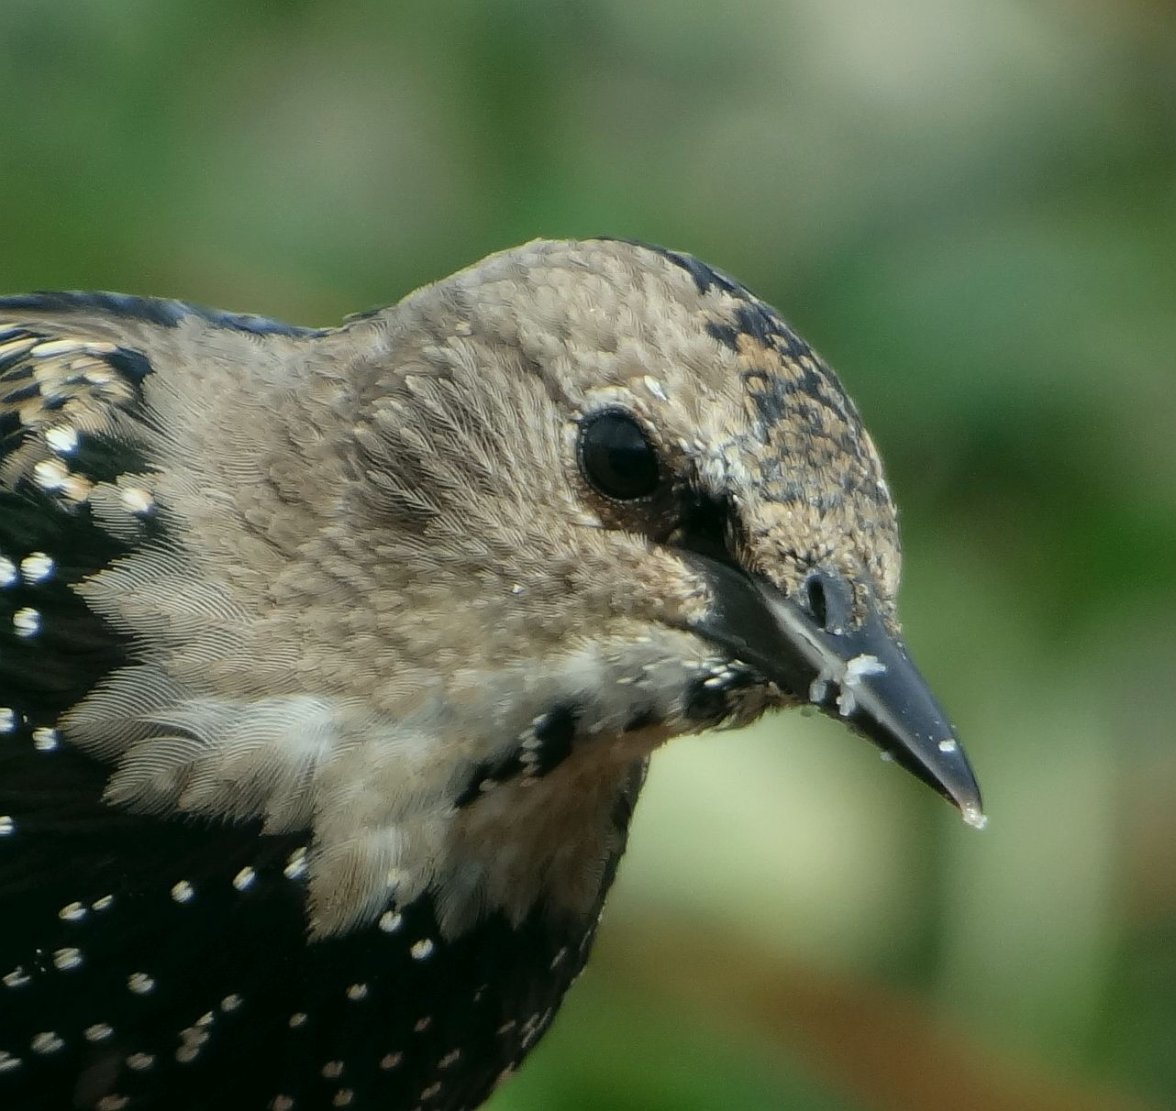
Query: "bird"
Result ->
[[0, 238, 983, 1111]]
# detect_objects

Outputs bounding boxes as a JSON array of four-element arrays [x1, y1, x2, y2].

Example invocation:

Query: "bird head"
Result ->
[[337, 239, 983, 825]]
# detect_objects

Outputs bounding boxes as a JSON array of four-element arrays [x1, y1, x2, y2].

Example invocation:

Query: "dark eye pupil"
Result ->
[[579, 411, 660, 501], [806, 575, 828, 629]]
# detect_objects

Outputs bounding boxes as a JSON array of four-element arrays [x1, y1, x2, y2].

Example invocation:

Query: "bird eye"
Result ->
[[578, 410, 660, 501]]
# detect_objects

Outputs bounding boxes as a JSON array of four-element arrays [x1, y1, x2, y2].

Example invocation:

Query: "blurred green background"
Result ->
[[2, 1, 1174, 1108]]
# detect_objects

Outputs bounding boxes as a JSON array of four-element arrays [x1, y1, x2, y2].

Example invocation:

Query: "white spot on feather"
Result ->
[[13, 608, 41, 637], [32, 458, 68, 492], [127, 972, 155, 995], [30, 1032, 64, 1055], [232, 866, 256, 891], [120, 486, 155, 516], [52, 948, 82, 971], [44, 425, 79, 454], [20, 553, 54, 583]]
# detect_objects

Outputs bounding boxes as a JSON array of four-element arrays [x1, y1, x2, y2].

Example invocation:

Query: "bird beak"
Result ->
[[687, 559, 986, 829]]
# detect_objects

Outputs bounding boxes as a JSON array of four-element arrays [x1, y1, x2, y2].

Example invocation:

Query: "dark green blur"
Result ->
[[1, 2, 1172, 1108]]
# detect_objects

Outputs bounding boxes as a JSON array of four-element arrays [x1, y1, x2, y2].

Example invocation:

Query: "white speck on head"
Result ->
[[44, 425, 79, 455], [0, 559, 17, 588], [127, 972, 155, 995], [176, 1045, 201, 1064], [20, 553, 55, 584], [13, 608, 41, 638], [271, 1097, 295, 1111], [549, 947, 568, 970], [0, 708, 15, 733], [126, 1052, 155, 1071], [420, 1083, 442, 1101], [379, 1052, 402, 1070], [120, 486, 155, 516], [33, 459, 69, 492], [332, 1090, 354, 1108], [52, 947, 82, 971], [92, 895, 114, 911], [32, 727, 60, 752], [283, 848, 308, 880], [84, 1024, 114, 1043], [195, 1011, 215, 1028], [0, 1052, 21, 1073], [346, 983, 368, 1002], [410, 938, 434, 960], [643, 375, 669, 401], [937, 738, 959, 754], [378, 910, 402, 933], [510, 583, 523, 595], [96, 1096, 130, 1111], [232, 866, 256, 891], [58, 901, 86, 922], [30, 1032, 64, 1055], [288, 1012, 308, 1029], [495, 1020, 516, 1036], [171, 880, 195, 903], [0, 817, 15, 837], [220, 993, 243, 1012], [438, 1049, 461, 1069], [321, 1061, 344, 1079], [413, 1017, 431, 1033], [879, 750, 894, 763]]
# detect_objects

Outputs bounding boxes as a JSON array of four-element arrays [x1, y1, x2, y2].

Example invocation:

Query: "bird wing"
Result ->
[[0, 297, 617, 1111]]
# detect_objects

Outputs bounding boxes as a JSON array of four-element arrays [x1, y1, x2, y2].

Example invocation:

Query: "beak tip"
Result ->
[[959, 799, 988, 831]]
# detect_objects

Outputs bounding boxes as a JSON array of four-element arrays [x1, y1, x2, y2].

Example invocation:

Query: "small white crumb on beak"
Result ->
[[832, 654, 887, 717], [961, 803, 988, 831], [937, 738, 958, 754], [844, 654, 886, 683]]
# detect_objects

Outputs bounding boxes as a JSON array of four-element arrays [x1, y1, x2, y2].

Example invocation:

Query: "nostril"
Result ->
[[805, 575, 828, 630]]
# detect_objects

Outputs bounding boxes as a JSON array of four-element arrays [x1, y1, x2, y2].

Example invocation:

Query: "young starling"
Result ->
[[0, 239, 983, 1110]]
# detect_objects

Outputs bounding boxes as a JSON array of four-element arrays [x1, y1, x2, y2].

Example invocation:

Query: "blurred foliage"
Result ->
[[2, 0, 1174, 1107]]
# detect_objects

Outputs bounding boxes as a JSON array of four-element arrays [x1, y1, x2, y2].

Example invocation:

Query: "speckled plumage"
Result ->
[[0, 239, 981, 1110]]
